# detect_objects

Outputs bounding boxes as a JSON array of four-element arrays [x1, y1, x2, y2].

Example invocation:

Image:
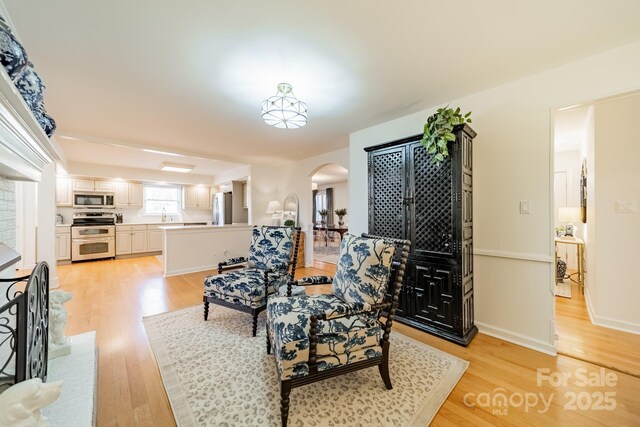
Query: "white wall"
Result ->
[[350, 40, 640, 355], [589, 93, 640, 333], [37, 163, 58, 288], [250, 148, 349, 267]]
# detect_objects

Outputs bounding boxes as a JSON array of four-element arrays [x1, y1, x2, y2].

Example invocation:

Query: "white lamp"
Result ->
[[266, 200, 283, 226], [558, 207, 582, 237]]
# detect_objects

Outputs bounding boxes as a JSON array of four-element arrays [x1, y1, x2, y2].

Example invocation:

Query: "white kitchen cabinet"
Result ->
[[147, 229, 164, 252], [55, 227, 71, 261], [183, 186, 210, 209], [56, 177, 73, 207], [115, 231, 132, 255], [94, 180, 115, 192], [129, 183, 143, 207], [72, 179, 114, 192], [131, 230, 148, 253], [116, 225, 147, 255], [115, 182, 143, 208], [73, 179, 94, 191]]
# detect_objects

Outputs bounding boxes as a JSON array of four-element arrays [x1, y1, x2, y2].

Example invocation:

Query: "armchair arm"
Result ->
[[217, 257, 248, 274], [320, 302, 390, 321], [295, 275, 334, 286]]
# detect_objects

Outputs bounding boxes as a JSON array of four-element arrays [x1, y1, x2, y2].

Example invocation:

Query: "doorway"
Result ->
[[553, 93, 640, 377], [310, 164, 348, 264]]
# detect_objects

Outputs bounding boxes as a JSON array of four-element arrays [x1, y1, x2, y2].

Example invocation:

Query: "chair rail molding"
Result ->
[[474, 248, 554, 263]]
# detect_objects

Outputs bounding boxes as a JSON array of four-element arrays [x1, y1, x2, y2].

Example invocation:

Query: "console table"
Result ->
[[313, 226, 348, 246], [555, 236, 585, 293]]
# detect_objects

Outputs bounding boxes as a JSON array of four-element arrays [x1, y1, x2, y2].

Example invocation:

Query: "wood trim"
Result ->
[[474, 248, 554, 263]]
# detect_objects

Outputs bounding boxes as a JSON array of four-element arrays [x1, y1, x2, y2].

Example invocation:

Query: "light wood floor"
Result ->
[[556, 280, 640, 377], [55, 257, 640, 426]]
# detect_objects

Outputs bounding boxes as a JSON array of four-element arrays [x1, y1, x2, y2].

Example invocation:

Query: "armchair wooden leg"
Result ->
[[252, 310, 258, 337], [378, 341, 392, 390], [266, 328, 272, 354], [280, 380, 292, 427], [203, 300, 209, 321]]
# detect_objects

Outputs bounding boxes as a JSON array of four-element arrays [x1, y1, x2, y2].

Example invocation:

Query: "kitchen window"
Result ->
[[144, 185, 181, 215]]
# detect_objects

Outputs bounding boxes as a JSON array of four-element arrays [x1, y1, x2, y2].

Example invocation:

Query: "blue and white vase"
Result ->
[[14, 63, 56, 137], [0, 16, 28, 80]]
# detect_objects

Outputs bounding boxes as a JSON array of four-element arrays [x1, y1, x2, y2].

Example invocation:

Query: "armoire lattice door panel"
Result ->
[[365, 124, 478, 346], [411, 143, 454, 256], [368, 147, 406, 240]]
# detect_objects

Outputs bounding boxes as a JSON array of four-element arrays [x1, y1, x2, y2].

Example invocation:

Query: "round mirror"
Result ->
[[282, 193, 299, 227]]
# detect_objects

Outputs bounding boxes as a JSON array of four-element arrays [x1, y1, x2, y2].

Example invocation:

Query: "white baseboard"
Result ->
[[475, 321, 557, 356], [584, 291, 640, 335], [164, 264, 216, 277]]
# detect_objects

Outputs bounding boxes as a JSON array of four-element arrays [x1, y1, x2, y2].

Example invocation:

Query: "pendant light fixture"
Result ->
[[261, 83, 307, 129]]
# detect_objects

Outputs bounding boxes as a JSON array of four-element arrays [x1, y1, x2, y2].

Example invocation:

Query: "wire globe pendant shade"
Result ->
[[261, 83, 307, 129]]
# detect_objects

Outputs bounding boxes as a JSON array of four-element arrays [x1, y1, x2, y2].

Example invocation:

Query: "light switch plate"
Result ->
[[519, 200, 531, 214]]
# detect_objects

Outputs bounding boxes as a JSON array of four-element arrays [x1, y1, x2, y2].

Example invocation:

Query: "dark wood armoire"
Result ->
[[365, 123, 477, 345]]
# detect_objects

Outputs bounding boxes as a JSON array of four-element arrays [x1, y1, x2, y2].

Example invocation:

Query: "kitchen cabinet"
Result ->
[[147, 228, 164, 252], [56, 177, 73, 207], [55, 226, 71, 261], [72, 179, 114, 192], [72, 179, 94, 191], [115, 182, 143, 208], [183, 186, 211, 209], [116, 225, 148, 255]]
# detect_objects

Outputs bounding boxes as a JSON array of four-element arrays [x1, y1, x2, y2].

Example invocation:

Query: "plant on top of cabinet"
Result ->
[[421, 106, 472, 166]]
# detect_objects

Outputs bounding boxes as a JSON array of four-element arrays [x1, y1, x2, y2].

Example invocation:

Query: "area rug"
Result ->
[[143, 305, 468, 426], [312, 244, 339, 264], [555, 280, 572, 298]]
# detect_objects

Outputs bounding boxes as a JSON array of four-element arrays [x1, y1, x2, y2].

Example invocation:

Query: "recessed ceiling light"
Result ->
[[144, 148, 184, 157], [161, 162, 194, 173]]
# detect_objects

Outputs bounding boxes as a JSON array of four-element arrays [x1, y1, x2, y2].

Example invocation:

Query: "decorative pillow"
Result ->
[[247, 226, 294, 271], [331, 234, 396, 306]]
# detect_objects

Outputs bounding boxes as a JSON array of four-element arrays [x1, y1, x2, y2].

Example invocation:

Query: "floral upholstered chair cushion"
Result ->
[[267, 294, 382, 380], [248, 226, 295, 272], [204, 268, 290, 309], [331, 234, 396, 306]]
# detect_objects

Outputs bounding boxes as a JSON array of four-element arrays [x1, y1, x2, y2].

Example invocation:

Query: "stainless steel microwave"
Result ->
[[73, 192, 115, 208]]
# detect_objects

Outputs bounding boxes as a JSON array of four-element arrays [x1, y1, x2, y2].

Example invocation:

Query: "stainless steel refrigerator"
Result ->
[[212, 191, 233, 225]]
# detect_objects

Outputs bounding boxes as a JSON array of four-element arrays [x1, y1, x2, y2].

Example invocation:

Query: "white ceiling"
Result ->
[[312, 164, 348, 185], [57, 136, 246, 177], [6, 0, 640, 167]]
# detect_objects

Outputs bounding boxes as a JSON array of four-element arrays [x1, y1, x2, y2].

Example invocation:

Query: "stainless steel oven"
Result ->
[[71, 212, 116, 261]]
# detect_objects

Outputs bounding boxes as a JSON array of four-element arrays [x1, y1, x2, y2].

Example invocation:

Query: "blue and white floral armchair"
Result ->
[[203, 225, 301, 336], [266, 233, 410, 426]]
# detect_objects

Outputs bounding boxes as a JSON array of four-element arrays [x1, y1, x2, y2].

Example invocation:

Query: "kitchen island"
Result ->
[[161, 224, 252, 277]]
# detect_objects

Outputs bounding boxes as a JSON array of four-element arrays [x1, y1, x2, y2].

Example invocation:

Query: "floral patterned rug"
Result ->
[[143, 305, 468, 426]]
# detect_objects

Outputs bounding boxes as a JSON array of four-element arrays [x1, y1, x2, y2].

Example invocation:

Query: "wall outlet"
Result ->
[[519, 200, 531, 214]]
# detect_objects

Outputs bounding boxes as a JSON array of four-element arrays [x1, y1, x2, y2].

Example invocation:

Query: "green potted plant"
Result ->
[[318, 209, 328, 226], [334, 208, 347, 227], [283, 219, 295, 227], [421, 106, 472, 166]]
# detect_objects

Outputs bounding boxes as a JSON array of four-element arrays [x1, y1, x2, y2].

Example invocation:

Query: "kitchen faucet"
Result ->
[[161, 207, 166, 222]]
